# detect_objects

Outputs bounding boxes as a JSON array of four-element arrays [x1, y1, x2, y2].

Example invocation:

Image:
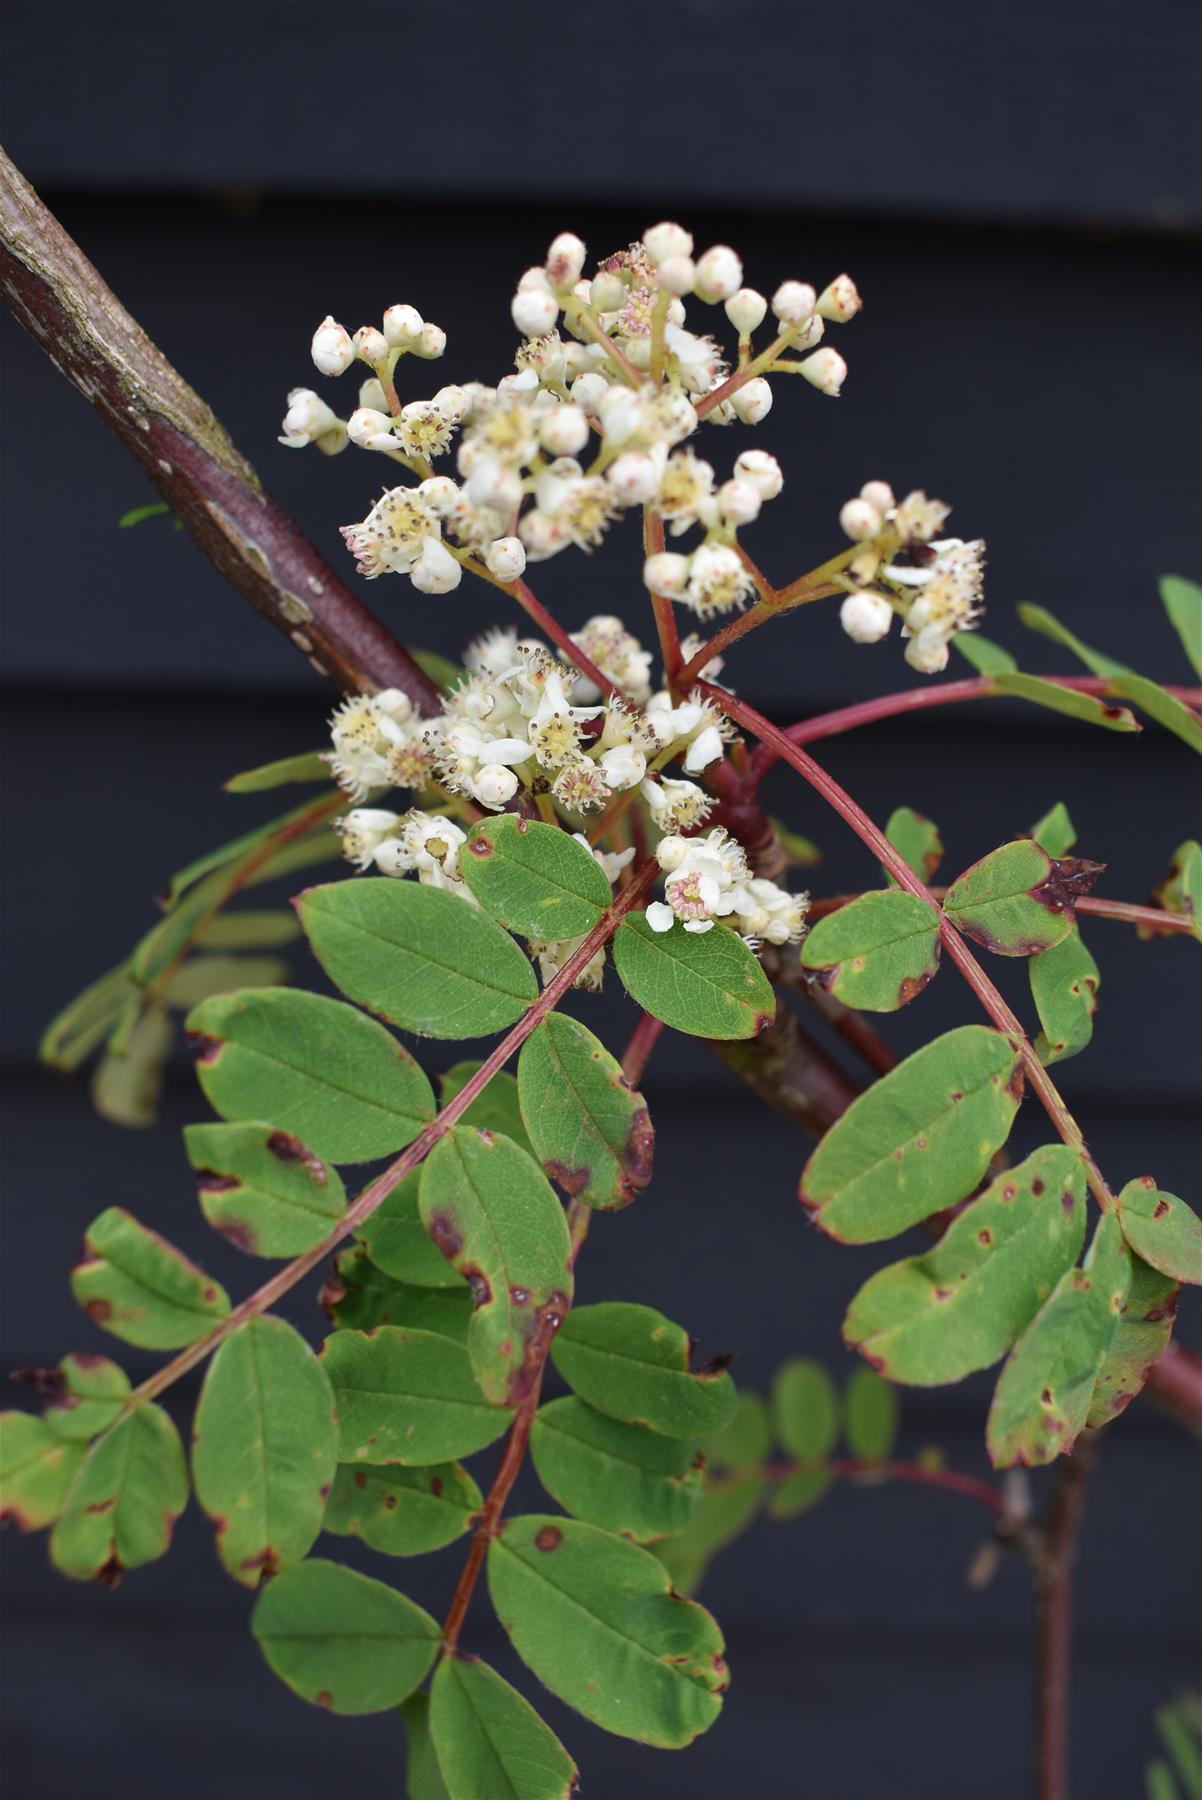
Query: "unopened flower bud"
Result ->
[[693, 245, 743, 303], [432, 384, 469, 422], [772, 280, 817, 326], [817, 274, 862, 322], [607, 451, 663, 507], [358, 377, 388, 412], [512, 288, 559, 337], [733, 449, 783, 500], [539, 404, 590, 457], [905, 623, 951, 674], [656, 256, 696, 297], [383, 304, 424, 347], [279, 387, 343, 449], [643, 221, 694, 265], [413, 324, 446, 360], [416, 475, 460, 515], [353, 326, 390, 367], [840, 590, 894, 644], [590, 270, 626, 312], [839, 497, 884, 541], [718, 477, 762, 525], [656, 833, 692, 872], [798, 348, 847, 395], [311, 316, 355, 377], [724, 288, 768, 335], [643, 551, 691, 596], [860, 480, 896, 515], [570, 371, 609, 415], [409, 537, 462, 595], [730, 377, 773, 424], [347, 406, 398, 451], [475, 764, 520, 808], [546, 231, 587, 287], [684, 725, 725, 773], [484, 536, 527, 582], [599, 743, 647, 788]]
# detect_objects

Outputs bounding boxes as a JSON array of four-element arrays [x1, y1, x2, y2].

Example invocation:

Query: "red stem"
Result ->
[[721, 1455, 1002, 1515], [506, 578, 617, 697], [620, 1012, 663, 1085], [1032, 1438, 1097, 1800], [643, 509, 682, 686], [442, 1369, 546, 1652], [675, 580, 840, 690]]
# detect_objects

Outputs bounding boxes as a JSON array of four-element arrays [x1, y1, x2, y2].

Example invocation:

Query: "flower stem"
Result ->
[[694, 327, 796, 421], [455, 550, 616, 697], [675, 581, 840, 689], [643, 508, 682, 687]]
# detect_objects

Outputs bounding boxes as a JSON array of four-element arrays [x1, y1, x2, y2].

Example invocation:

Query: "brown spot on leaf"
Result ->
[[1002, 1184, 1017, 1201], [897, 971, 933, 1007], [465, 1269, 492, 1309], [195, 1172, 238, 1194], [1006, 1062, 1026, 1103], [240, 1547, 280, 1580], [694, 1351, 735, 1378], [950, 1090, 964, 1104], [353, 1471, 368, 1489], [504, 1291, 569, 1405], [85, 1498, 116, 1516], [84, 1299, 113, 1323], [534, 1525, 563, 1552], [267, 1131, 327, 1183], [1140, 1175, 1157, 1190], [623, 1105, 655, 1192], [1154, 1199, 1171, 1220], [427, 1214, 464, 1260], [544, 1159, 589, 1198], [467, 836, 493, 858], [430, 1476, 444, 1497], [1031, 1179, 1045, 1197], [314, 1691, 334, 1710], [214, 1219, 258, 1255], [382, 1493, 398, 1511], [510, 1286, 530, 1307], [96, 1557, 124, 1589], [977, 1229, 993, 1247], [187, 1032, 223, 1065], [1032, 857, 1106, 914]]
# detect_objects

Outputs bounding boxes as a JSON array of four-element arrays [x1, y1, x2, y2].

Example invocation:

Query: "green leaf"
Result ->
[[1107, 675, 1202, 754], [298, 879, 538, 1039], [224, 751, 332, 794], [429, 1655, 578, 1800], [884, 806, 943, 885], [551, 1302, 737, 1439], [1141, 841, 1202, 942], [196, 909, 302, 949], [71, 1207, 230, 1349], [800, 1026, 1022, 1243], [843, 1146, 1086, 1383], [1030, 927, 1100, 1065], [44, 1354, 131, 1442], [251, 1558, 440, 1714], [50, 1404, 188, 1580], [187, 987, 435, 1163], [323, 1460, 482, 1556], [0, 1415, 84, 1531], [1016, 603, 1131, 678], [771, 1360, 838, 1460], [530, 1397, 704, 1543], [698, 1393, 771, 1471], [1087, 1254, 1179, 1428], [612, 914, 774, 1040], [192, 1317, 338, 1587], [1117, 1180, 1202, 1285], [801, 890, 941, 1012], [322, 1328, 513, 1466], [322, 1246, 464, 1331], [440, 1061, 535, 1156], [90, 1005, 173, 1128], [518, 1015, 653, 1209], [419, 1129, 573, 1406], [954, 632, 1017, 675], [993, 672, 1139, 733], [1029, 802, 1077, 861], [655, 1475, 764, 1592], [358, 1169, 468, 1290], [987, 1212, 1131, 1467], [184, 1121, 347, 1257], [488, 1514, 727, 1747], [1160, 575, 1202, 678], [844, 1367, 899, 1462], [40, 960, 134, 1072], [163, 953, 291, 1011], [944, 838, 1101, 957], [460, 816, 612, 939], [768, 1469, 833, 1520], [401, 1692, 453, 1800], [1146, 1763, 1179, 1800]]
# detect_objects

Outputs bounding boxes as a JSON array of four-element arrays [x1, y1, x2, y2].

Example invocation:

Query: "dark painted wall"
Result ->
[[2, 5, 1200, 1796]]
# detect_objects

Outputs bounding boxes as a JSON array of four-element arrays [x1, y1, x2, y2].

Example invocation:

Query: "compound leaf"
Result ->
[[460, 816, 611, 939], [551, 1302, 736, 1439], [0, 1415, 84, 1531], [322, 1327, 513, 1466], [323, 1460, 482, 1556], [518, 1015, 653, 1209], [1030, 928, 1100, 1065], [698, 1394, 771, 1472], [943, 839, 1102, 957], [251, 1558, 440, 1714], [50, 1404, 188, 1580], [1117, 1181, 1202, 1285], [184, 1121, 346, 1257], [429, 1654, 578, 1800], [655, 1476, 764, 1593], [613, 914, 774, 1040], [71, 1207, 230, 1349], [530, 1397, 704, 1543], [801, 890, 940, 1012]]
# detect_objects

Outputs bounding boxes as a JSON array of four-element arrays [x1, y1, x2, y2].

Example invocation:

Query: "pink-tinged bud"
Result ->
[[539, 405, 590, 458], [353, 326, 390, 367], [643, 551, 691, 596], [799, 348, 847, 396], [718, 477, 762, 525], [590, 270, 626, 312], [644, 221, 694, 264], [546, 232, 587, 288], [656, 255, 696, 297], [607, 452, 663, 507], [839, 497, 884, 541], [512, 288, 559, 336], [518, 266, 553, 293], [724, 288, 768, 336], [484, 536, 527, 582], [347, 406, 398, 452], [734, 449, 783, 500], [840, 591, 894, 644], [383, 304, 424, 347], [475, 764, 520, 808], [408, 537, 462, 595], [693, 245, 743, 303], [412, 323, 447, 360], [311, 316, 355, 377], [771, 281, 817, 326], [730, 377, 773, 424], [860, 480, 896, 515], [817, 274, 862, 322]]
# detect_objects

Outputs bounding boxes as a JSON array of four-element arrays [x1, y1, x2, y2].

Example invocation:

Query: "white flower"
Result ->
[[327, 692, 436, 799], [643, 222, 693, 265], [683, 724, 725, 772], [657, 256, 697, 297], [840, 590, 894, 645], [340, 486, 444, 583], [546, 232, 587, 287], [905, 625, 951, 674], [311, 316, 355, 377], [606, 449, 665, 507], [475, 764, 520, 807], [724, 288, 768, 336], [772, 281, 817, 325], [570, 616, 653, 704], [279, 388, 347, 454], [731, 378, 773, 424], [383, 304, 424, 347], [348, 406, 400, 453], [734, 449, 783, 500], [512, 288, 559, 337], [817, 274, 862, 322], [861, 479, 896, 514], [839, 497, 884, 541], [337, 807, 404, 869], [642, 776, 712, 832], [693, 245, 743, 303], [353, 325, 389, 367], [484, 536, 527, 582], [539, 404, 590, 458], [409, 536, 462, 595], [643, 551, 691, 596], [798, 348, 847, 395], [718, 478, 762, 526], [684, 543, 753, 619], [598, 742, 647, 789]]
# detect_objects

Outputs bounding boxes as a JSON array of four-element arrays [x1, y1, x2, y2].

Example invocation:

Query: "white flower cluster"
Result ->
[[835, 482, 987, 673], [646, 828, 808, 946]]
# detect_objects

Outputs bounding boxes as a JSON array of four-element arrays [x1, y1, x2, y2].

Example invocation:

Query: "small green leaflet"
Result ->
[[771, 1360, 838, 1460], [699, 1393, 771, 1472], [89, 1005, 173, 1128], [986, 1212, 1131, 1468], [801, 890, 941, 1012], [162, 953, 290, 1011], [1086, 1254, 1179, 1429], [800, 1026, 1022, 1243], [613, 914, 774, 1040], [843, 1147, 1086, 1384], [954, 632, 1017, 675], [400, 1692, 452, 1800], [322, 1327, 513, 1465], [419, 1129, 574, 1405], [993, 673, 1139, 734], [883, 806, 943, 885], [0, 1415, 84, 1531], [1141, 841, 1202, 942], [50, 1404, 189, 1580], [197, 909, 302, 949], [943, 838, 1101, 957], [1029, 802, 1076, 860], [551, 1302, 737, 1439], [161, 795, 341, 911], [1016, 603, 1131, 678], [323, 1460, 482, 1557], [488, 1514, 727, 1747], [297, 879, 537, 1039], [460, 816, 612, 939], [40, 959, 135, 1074], [357, 1169, 468, 1290], [1107, 674, 1202, 754], [440, 1061, 535, 1157], [1117, 1180, 1202, 1285], [192, 1317, 339, 1588], [1030, 928, 1100, 1064], [223, 751, 331, 793], [322, 1246, 452, 1331], [251, 1558, 441, 1714], [655, 1475, 764, 1592], [44, 1354, 131, 1442], [187, 986, 435, 1163], [1159, 575, 1202, 678], [844, 1367, 899, 1462], [429, 1655, 578, 1800], [518, 1014, 653, 1209], [71, 1207, 230, 1349], [530, 1396, 705, 1543], [184, 1121, 346, 1257]]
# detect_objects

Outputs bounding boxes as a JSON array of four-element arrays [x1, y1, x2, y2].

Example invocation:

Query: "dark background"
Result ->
[[1, 4, 1200, 1796]]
